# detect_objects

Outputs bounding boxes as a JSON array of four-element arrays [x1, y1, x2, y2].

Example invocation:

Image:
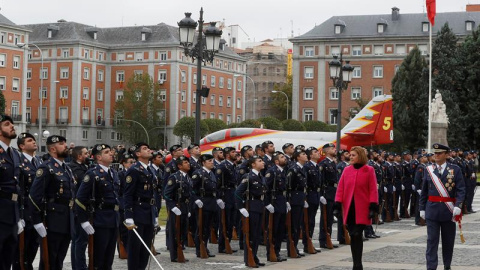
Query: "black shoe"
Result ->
[[279, 256, 287, 261], [257, 262, 265, 266], [363, 237, 369, 241], [208, 253, 215, 257], [339, 240, 346, 244], [444, 267, 451, 270], [373, 234, 381, 238], [155, 249, 162, 254], [333, 244, 339, 248], [365, 234, 376, 239]]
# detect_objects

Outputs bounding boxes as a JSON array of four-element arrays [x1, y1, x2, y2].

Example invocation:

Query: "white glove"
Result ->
[[265, 204, 274, 213], [453, 207, 461, 217], [304, 201, 309, 208], [195, 199, 203, 208], [216, 199, 225, 209], [239, 208, 249, 217], [81, 221, 95, 235], [125, 218, 135, 227], [401, 185, 405, 191], [320, 196, 327, 205], [384, 187, 388, 193], [34, 223, 47, 238], [17, 219, 25, 235], [286, 202, 291, 212], [172, 207, 182, 216], [188, 212, 191, 217], [420, 210, 426, 219], [393, 186, 396, 192], [412, 184, 416, 190], [417, 190, 422, 195]]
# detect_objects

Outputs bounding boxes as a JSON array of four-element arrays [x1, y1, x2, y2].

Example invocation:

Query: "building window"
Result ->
[[96, 131, 102, 140], [62, 49, 69, 58], [192, 92, 196, 104], [211, 75, 216, 87], [60, 67, 69, 79], [352, 46, 362, 56], [395, 65, 400, 74], [466, 21, 474, 31], [334, 25, 342, 34], [25, 107, 31, 123], [303, 109, 314, 121], [116, 90, 124, 101], [218, 113, 223, 120], [227, 79, 232, 89], [117, 53, 125, 62], [96, 70, 103, 82], [59, 129, 66, 137], [237, 98, 241, 109], [136, 52, 143, 61], [331, 46, 340, 56], [210, 113, 215, 119], [373, 66, 383, 78], [158, 70, 167, 82], [0, 77, 6, 90], [418, 44, 428, 55], [396, 44, 406, 55], [60, 87, 68, 99], [41, 68, 48, 79], [202, 74, 207, 86], [40, 87, 47, 99], [304, 88, 314, 100], [219, 96, 223, 106], [377, 24, 385, 33], [210, 95, 215, 105], [201, 97, 206, 105], [159, 51, 167, 61], [12, 78, 19, 92], [83, 87, 89, 100], [13, 56, 20, 69], [181, 71, 186, 82], [83, 68, 90, 80], [422, 22, 429, 32], [373, 87, 383, 97], [304, 67, 314, 79], [59, 107, 68, 123], [181, 110, 186, 118], [329, 109, 338, 125], [26, 88, 31, 99], [353, 66, 361, 78], [159, 90, 166, 101], [0, 32, 5, 44], [97, 89, 103, 101], [351, 87, 361, 99], [329, 87, 339, 100], [181, 91, 186, 102], [116, 71, 125, 82], [305, 46, 314, 57], [82, 130, 88, 140], [237, 80, 242, 91], [27, 69, 32, 80], [11, 101, 19, 117], [84, 49, 90, 59], [374, 45, 383, 56], [227, 115, 231, 125], [227, 97, 231, 107], [219, 77, 224, 88], [193, 73, 197, 84], [237, 116, 241, 123], [98, 52, 104, 61], [0, 54, 5, 67], [201, 112, 206, 119]]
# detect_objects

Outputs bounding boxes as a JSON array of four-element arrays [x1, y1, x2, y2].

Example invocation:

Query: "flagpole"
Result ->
[[427, 21, 432, 152]]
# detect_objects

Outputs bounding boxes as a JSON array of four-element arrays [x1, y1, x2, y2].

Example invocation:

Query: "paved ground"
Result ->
[[33, 191, 480, 270]]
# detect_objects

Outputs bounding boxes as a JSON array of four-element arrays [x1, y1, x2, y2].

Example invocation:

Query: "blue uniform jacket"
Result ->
[[215, 160, 237, 206], [191, 167, 218, 212], [319, 158, 338, 202], [264, 165, 287, 214], [305, 161, 322, 205], [0, 145, 21, 226], [286, 163, 307, 206], [235, 171, 266, 214], [163, 159, 178, 189], [164, 171, 192, 214], [19, 153, 39, 223]]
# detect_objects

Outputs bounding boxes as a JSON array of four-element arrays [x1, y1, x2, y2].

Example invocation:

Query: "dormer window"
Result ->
[[377, 24, 385, 33], [142, 33, 146, 41], [93, 32, 97, 40], [334, 24, 345, 34], [422, 22, 429, 32], [466, 21, 474, 31], [85, 27, 99, 40], [48, 30, 52, 38], [141, 27, 152, 41], [47, 25, 59, 38]]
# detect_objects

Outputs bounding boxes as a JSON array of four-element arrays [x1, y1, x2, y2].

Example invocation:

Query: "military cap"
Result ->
[[306, 146, 318, 156], [272, 151, 284, 158], [417, 153, 425, 159], [200, 154, 214, 162], [120, 153, 133, 163], [247, 155, 263, 166], [223, 146, 236, 153], [152, 150, 163, 158], [433, 143, 450, 153], [295, 145, 305, 151], [46, 135, 66, 145], [18, 132, 36, 141], [187, 143, 199, 151], [92, 144, 111, 156], [130, 142, 149, 153], [261, 140, 274, 149], [169, 144, 182, 153], [0, 114, 13, 124], [255, 144, 262, 150], [212, 147, 223, 153], [426, 153, 434, 157], [241, 145, 253, 155], [176, 155, 190, 166], [282, 143, 293, 150], [293, 148, 306, 159], [322, 143, 335, 149], [402, 150, 410, 156], [392, 152, 399, 157], [469, 150, 476, 154]]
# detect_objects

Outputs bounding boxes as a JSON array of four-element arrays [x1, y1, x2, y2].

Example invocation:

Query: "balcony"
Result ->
[[26, 117, 31, 125], [35, 119, 48, 125], [96, 120, 106, 126], [56, 118, 69, 125], [81, 119, 91, 125]]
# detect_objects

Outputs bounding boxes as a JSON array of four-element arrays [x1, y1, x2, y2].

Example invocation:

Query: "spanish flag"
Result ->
[[426, 0, 436, 26]]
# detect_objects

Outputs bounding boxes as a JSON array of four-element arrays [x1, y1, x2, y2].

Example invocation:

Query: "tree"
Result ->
[[228, 123, 240, 128], [114, 73, 165, 148], [173, 117, 209, 143], [269, 75, 292, 120], [391, 47, 429, 150], [282, 119, 306, 131], [258, 117, 283, 130], [203, 118, 228, 133], [0, 90, 5, 114], [238, 119, 262, 128], [303, 120, 335, 132]]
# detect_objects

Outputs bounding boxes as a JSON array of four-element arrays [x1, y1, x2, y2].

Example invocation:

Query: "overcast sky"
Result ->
[[0, 0, 475, 41]]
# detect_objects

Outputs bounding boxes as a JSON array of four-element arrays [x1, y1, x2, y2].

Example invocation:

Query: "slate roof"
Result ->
[[0, 13, 16, 26], [292, 11, 480, 41]]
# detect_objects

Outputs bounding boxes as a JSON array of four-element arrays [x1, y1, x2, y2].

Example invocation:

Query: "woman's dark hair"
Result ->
[[350, 146, 368, 165]]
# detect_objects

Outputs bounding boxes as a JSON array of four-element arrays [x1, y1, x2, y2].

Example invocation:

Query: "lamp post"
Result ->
[[178, 8, 222, 144], [271, 90, 289, 120], [328, 53, 354, 158], [235, 74, 256, 119], [17, 42, 44, 152]]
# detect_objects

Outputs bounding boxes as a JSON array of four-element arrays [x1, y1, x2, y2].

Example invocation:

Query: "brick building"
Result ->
[[0, 14, 30, 132], [15, 19, 245, 150], [290, 6, 480, 125]]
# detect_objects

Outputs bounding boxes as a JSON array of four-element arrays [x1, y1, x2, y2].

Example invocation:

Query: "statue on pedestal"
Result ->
[[431, 90, 448, 123]]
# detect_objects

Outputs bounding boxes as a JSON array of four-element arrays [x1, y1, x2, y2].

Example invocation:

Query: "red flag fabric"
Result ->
[[426, 0, 436, 26]]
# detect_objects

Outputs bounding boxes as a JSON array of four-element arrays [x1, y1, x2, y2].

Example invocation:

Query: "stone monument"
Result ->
[[430, 90, 448, 145]]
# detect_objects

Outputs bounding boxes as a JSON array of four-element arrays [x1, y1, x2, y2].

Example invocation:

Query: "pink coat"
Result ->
[[335, 164, 378, 225]]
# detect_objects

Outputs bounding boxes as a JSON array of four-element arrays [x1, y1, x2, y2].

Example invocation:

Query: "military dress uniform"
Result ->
[[0, 132, 22, 270], [466, 157, 476, 212], [286, 162, 307, 255], [303, 159, 322, 251], [393, 160, 403, 220], [116, 161, 129, 255], [400, 158, 414, 218], [75, 161, 120, 269], [364, 159, 383, 237], [419, 144, 465, 270], [164, 168, 191, 262], [235, 158, 250, 248], [235, 169, 267, 266], [215, 157, 237, 253], [381, 160, 395, 222], [123, 159, 157, 270], [414, 161, 426, 225], [319, 157, 340, 247], [262, 154, 274, 175], [29, 147, 75, 270], [187, 156, 201, 246]]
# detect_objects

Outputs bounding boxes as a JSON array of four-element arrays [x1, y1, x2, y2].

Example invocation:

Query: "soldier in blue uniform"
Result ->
[[282, 143, 295, 169], [188, 144, 202, 176], [215, 147, 239, 253], [465, 151, 476, 213], [409, 151, 420, 217], [75, 144, 120, 269], [400, 151, 414, 218], [13, 133, 41, 270], [264, 151, 288, 262], [191, 154, 221, 258], [235, 145, 254, 249], [163, 145, 183, 188], [381, 153, 395, 222], [116, 153, 135, 256], [123, 142, 158, 270], [150, 150, 164, 211], [164, 156, 191, 262], [255, 144, 264, 158], [393, 153, 403, 221], [262, 141, 275, 175], [29, 135, 75, 270], [212, 147, 224, 168], [235, 155, 267, 267], [303, 147, 323, 253], [365, 151, 382, 238], [0, 115, 22, 270], [319, 143, 340, 248], [414, 154, 427, 225], [419, 143, 465, 270], [286, 148, 308, 256]]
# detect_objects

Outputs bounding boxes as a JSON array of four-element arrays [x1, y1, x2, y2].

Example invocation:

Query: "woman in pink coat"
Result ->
[[334, 146, 379, 270]]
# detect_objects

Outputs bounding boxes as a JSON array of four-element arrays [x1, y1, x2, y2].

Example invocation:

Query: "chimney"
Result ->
[[392, 7, 400, 21], [466, 4, 480, 12]]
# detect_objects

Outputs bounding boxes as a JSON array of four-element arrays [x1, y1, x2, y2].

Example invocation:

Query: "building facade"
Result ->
[[290, 6, 480, 125], [15, 19, 245, 151]]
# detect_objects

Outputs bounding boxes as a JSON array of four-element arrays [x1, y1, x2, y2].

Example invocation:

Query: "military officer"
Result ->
[[29, 135, 75, 270], [191, 154, 222, 258], [212, 147, 224, 168], [255, 144, 265, 158], [188, 144, 202, 176], [0, 114, 22, 270], [235, 145, 254, 249], [215, 147, 238, 253], [393, 153, 403, 221], [235, 155, 267, 267], [319, 143, 340, 248], [264, 151, 288, 262], [282, 143, 295, 168], [401, 151, 414, 218], [414, 154, 427, 225], [116, 153, 135, 257], [123, 142, 158, 270], [465, 151, 476, 213], [365, 151, 382, 238], [14, 133, 40, 270], [150, 150, 164, 213], [419, 143, 465, 270], [381, 153, 395, 222], [262, 141, 275, 174], [303, 147, 323, 253], [163, 145, 183, 188], [164, 156, 191, 262], [75, 144, 120, 269]]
